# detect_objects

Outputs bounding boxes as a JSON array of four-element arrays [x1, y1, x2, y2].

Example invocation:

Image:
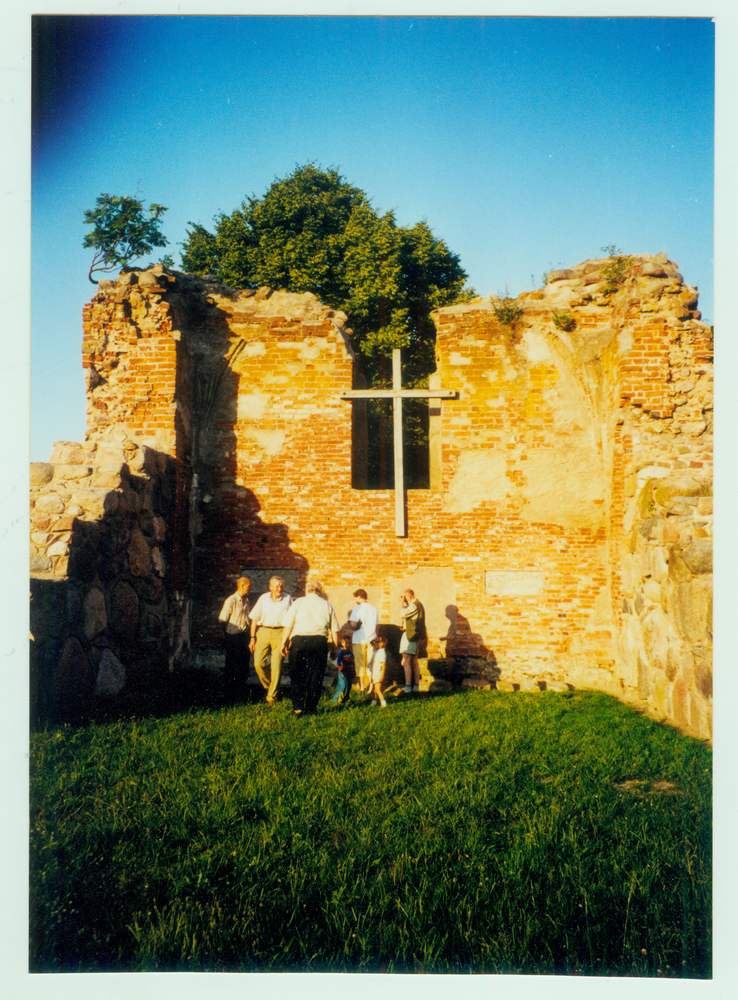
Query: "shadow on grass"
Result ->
[[63, 660, 474, 729], [88, 668, 266, 724]]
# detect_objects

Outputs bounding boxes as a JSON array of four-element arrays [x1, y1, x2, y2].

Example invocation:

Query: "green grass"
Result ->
[[30, 689, 712, 975]]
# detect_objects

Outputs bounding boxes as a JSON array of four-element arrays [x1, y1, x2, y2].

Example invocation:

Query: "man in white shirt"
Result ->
[[218, 576, 251, 701], [348, 589, 379, 693], [249, 576, 292, 707], [280, 579, 339, 716]]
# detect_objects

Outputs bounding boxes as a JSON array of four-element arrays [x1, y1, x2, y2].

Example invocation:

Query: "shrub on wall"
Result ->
[[552, 309, 575, 332], [599, 245, 634, 294], [493, 298, 524, 328]]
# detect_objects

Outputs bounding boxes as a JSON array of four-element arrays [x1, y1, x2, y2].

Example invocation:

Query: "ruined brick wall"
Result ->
[[30, 265, 199, 722], [190, 253, 711, 743], [602, 270, 713, 739], [184, 285, 356, 650], [458, 253, 712, 736], [82, 264, 195, 591], [432, 289, 613, 691], [30, 254, 712, 738], [83, 267, 182, 453]]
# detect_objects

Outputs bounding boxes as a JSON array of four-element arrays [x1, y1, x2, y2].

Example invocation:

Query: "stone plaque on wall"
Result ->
[[240, 568, 300, 599], [485, 571, 546, 596]]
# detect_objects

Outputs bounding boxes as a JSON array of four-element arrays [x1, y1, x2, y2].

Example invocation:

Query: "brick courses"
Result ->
[[30, 255, 713, 737]]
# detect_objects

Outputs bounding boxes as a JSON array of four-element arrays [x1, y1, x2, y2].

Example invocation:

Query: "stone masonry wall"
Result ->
[[30, 254, 712, 738], [619, 477, 712, 739], [601, 256, 713, 739], [30, 264, 202, 723], [30, 439, 178, 724]]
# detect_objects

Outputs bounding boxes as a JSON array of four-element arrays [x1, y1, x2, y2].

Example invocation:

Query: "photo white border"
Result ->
[[3, 3, 732, 998]]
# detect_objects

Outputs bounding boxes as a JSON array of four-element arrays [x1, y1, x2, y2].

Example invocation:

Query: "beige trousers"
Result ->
[[253, 627, 284, 701], [352, 642, 372, 688]]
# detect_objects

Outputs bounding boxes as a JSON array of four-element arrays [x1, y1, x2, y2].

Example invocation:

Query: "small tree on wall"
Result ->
[[599, 245, 634, 294], [83, 193, 169, 284]]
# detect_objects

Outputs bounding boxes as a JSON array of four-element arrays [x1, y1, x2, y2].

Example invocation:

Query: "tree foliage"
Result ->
[[181, 164, 474, 389], [83, 194, 168, 284], [181, 164, 475, 488]]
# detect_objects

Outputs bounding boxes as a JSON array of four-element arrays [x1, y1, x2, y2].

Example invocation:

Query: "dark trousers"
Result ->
[[289, 635, 328, 713], [223, 631, 249, 701]]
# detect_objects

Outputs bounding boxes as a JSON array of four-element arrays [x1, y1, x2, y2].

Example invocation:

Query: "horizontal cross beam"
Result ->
[[340, 389, 457, 400]]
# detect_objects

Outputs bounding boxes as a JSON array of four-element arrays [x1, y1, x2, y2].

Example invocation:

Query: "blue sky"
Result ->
[[31, 14, 714, 460]]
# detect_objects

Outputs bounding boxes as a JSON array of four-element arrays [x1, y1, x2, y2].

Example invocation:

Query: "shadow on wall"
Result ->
[[377, 622, 406, 686], [440, 605, 499, 685], [30, 456, 183, 729], [30, 570, 173, 731], [190, 484, 310, 653], [185, 328, 313, 652]]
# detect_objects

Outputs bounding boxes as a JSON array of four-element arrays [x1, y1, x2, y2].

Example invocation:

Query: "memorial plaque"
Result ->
[[485, 571, 546, 596]]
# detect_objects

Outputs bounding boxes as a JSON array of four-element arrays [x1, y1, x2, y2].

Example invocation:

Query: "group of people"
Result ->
[[218, 576, 426, 717]]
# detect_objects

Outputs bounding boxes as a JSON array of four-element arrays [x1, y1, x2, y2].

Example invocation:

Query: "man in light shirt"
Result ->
[[348, 589, 379, 693], [280, 579, 339, 717], [218, 576, 251, 701], [249, 576, 292, 707]]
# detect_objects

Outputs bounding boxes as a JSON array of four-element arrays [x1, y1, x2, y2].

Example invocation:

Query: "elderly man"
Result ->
[[218, 576, 251, 701], [400, 588, 426, 693], [347, 588, 379, 693], [249, 576, 292, 706], [280, 579, 339, 717]]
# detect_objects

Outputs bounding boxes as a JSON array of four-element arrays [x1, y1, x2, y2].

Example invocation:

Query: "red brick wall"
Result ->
[[40, 258, 711, 736], [188, 283, 617, 690]]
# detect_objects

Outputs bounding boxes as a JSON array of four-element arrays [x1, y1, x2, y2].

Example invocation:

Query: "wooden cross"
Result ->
[[340, 349, 457, 537]]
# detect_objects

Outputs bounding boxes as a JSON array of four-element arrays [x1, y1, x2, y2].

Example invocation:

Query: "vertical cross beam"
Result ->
[[392, 350, 406, 537], [340, 348, 457, 536]]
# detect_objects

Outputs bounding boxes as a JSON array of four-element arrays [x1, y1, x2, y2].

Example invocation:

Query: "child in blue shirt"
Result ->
[[332, 636, 355, 706]]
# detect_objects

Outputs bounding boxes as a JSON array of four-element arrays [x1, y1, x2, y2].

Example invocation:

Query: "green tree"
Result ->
[[181, 164, 474, 486], [181, 164, 473, 387], [83, 194, 168, 284]]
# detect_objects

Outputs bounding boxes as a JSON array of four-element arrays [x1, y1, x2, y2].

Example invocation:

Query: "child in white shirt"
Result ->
[[367, 635, 388, 708]]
